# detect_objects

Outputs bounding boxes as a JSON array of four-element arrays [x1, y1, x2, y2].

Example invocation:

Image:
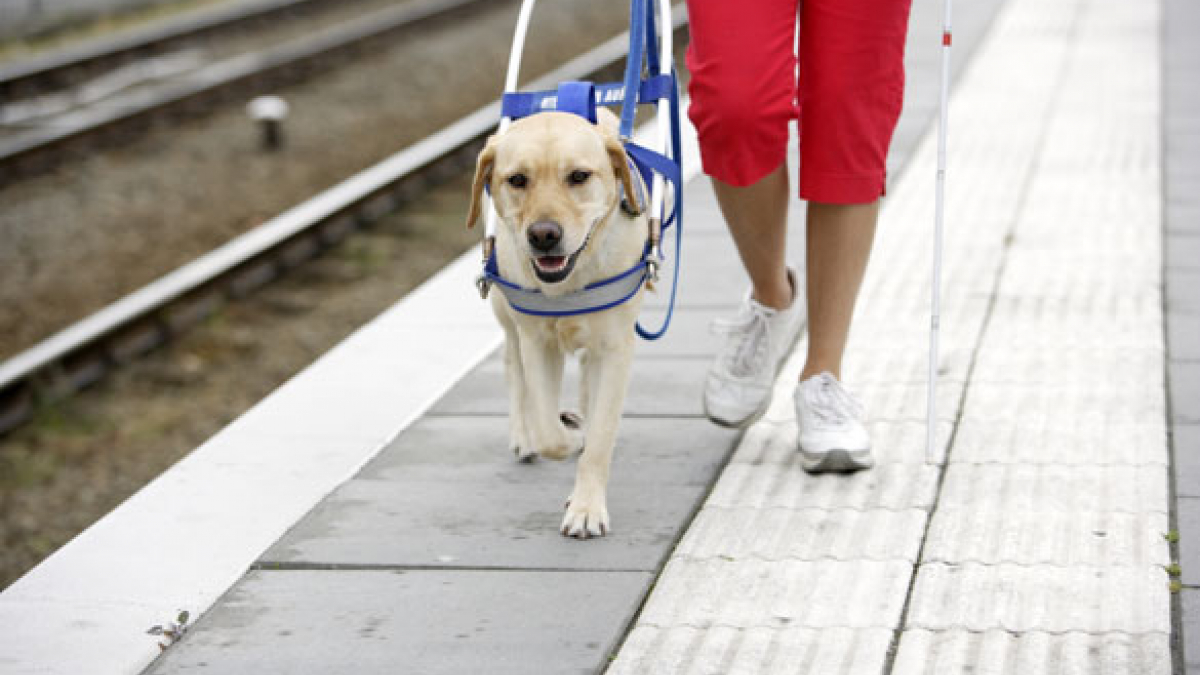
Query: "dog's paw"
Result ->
[[561, 494, 609, 539], [536, 413, 585, 460], [560, 410, 584, 430], [511, 443, 538, 463]]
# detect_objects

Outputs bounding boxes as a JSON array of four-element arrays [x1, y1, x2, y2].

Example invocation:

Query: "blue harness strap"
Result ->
[[500, 76, 674, 120], [483, 0, 683, 340], [554, 81, 597, 123]]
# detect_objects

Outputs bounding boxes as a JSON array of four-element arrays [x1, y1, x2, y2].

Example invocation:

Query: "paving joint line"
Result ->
[[634, 621, 896, 631], [1160, 0, 1185, 665], [249, 562, 654, 573], [694, 505, 929, 514], [422, 411, 711, 420], [918, 560, 1174, 571], [902, 626, 1172, 638], [672, 553, 917, 563], [879, 460, 1169, 468], [879, 0, 1089, 669], [627, 621, 1172, 638]]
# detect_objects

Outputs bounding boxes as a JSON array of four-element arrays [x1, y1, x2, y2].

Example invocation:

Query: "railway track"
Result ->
[[0, 0, 369, 101], [0, 0, 489, 184], [0, 9, 689, 437]]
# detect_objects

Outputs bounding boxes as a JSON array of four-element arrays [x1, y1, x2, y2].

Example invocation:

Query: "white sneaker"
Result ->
[[794, 372, 873, 473], [703, 269, 805, 428]]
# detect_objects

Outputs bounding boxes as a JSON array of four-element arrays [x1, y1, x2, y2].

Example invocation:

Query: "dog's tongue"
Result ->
[[536, 256, 567, 272]]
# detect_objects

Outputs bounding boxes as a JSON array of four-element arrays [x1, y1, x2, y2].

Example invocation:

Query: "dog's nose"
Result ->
[[527, 221, 563, 252]]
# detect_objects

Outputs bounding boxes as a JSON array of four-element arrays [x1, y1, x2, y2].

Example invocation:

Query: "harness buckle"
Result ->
[[644, 254, 660, 283], [477, 235, 496, 299], [644, 216, 663, 283]]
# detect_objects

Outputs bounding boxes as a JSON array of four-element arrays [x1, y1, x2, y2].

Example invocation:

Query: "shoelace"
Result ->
[[804, 372, 866, 429], [710, 300, 776, 380]]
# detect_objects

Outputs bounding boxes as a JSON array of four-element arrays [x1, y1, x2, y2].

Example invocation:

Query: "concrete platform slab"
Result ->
[[147, 569, 652, 675], [891, 629, 1171, 675], [642, 231, 808, 310], [922, 509, 1170, 567], [261, 416, 737, 571], [636, 558, 914, 630], [906, 562, 1170, 634], [1166, 233, 1200, 272], [969, 347, 1165, 390], [1168, 268, 1200, 313], [672, 506, 927, 563], [951, 417, 1169, 466], [1175, 496, 1200, 587], [429, 353, 710, 417], [1182, 589, 1200, 671], [1172, 362, 1200, 425], [936, 464, 1168, 515], [1174, 424, 1200, 497], [630, 307, 726, 360], [1171, 314, 1200, 362], [959, 383, 1168, 430], [707, 463, 940, 511], [610, 625, 895, 675]]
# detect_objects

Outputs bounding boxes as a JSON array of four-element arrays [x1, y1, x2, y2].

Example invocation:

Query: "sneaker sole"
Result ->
[[799, 448, 874, 474], [703, 397, 772, 430]]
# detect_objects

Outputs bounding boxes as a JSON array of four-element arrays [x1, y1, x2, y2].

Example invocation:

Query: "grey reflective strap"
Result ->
[[493, 267, 647, 317]]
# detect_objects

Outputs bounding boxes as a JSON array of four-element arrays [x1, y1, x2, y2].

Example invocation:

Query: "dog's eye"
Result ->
[[507, 173, 528, 189], [567, 170, 591, 186]]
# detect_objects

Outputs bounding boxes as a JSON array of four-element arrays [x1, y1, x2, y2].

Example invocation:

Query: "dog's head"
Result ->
[[466, 110, 642, 286]]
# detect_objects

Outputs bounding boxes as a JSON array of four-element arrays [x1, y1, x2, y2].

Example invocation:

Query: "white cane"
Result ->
[[926, 0, 953, 465]]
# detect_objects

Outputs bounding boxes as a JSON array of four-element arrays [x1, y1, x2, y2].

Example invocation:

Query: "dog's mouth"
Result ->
[[531, 251, 579, 284], [530, 225, 596, 284]]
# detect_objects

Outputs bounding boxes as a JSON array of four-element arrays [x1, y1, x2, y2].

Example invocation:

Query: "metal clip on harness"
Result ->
[[476, 236, 495, 299]]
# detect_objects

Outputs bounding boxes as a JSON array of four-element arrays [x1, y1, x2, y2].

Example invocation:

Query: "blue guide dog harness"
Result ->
[[476, 0, 683, 340]]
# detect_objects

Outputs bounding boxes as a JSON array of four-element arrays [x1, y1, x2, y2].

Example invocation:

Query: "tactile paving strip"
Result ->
[[897, 0, 1169, 667], [608, 0, 1169, 670]]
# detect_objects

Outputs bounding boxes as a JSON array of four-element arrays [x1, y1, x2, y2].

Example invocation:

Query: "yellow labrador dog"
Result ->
[[465, 108, 648, 539]]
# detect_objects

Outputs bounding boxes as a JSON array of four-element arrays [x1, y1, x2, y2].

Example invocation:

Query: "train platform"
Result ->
[[1, 0, 1196, 671]]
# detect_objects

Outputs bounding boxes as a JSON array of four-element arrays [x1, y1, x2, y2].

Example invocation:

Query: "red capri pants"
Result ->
[[686, 0, 912, 204]]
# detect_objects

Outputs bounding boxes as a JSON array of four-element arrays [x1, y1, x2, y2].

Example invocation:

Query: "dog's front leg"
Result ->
[[518, 325, 582, 460], [501, 326, 537, 462], [562, 344, 633, 538]]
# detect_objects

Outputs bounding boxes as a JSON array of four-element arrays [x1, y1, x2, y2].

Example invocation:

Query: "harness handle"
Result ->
[[618, 0, 648, 140], [632, 0, 682, 340]]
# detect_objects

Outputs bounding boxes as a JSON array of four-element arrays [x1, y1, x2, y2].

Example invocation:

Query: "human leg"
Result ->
[[795, 0, 911, 377], [791, 0, 911, 470], [801, 200, 878, 381], [711, 163, 792, 310], [794, 200, 879, 473], [687, 0, 807, 428], [686, 0, 798, 311]]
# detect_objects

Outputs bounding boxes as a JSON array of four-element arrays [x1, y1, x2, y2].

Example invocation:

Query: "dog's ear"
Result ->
[[466, 136, 498, 229], [604, 134, 642, 216]]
